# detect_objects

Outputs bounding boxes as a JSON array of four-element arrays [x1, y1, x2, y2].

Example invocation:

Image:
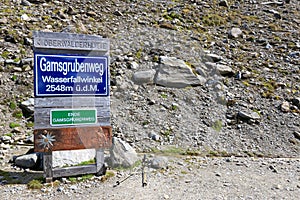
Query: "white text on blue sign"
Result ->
[[34, 54, 109, 97]]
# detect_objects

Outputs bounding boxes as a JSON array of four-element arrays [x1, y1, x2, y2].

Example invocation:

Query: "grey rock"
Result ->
[[195, 67, 207, 77], [281, 101, 290, 112], [229, 28, 242, 38], [132, 69, 156, 85], [69, 185, 78, 190], [0, 57, 4, 64], [266, 43, 272, 49], [22, 65, 31, 72], [154, 56, 203, 88], [109, 137, 139, 168], [87, 11, 97, 17], [0, 17, 7, 24], [261, 1, 284, 6], [15, 153, 38, 169], [23, 37, 33, 46], [149, 131, 161, 141], [206, 61, 233, 77], [293, 132, 300, 140], [268, 9, 281, 19], [13, 67, 22, 72], [216, 64, 234, 76], [207, 53, 223, 62], [66, 6, 77, 15], [25, 135, 34, 144], [292, 97, 300, 109], [215, 172, 222, 177], [116, 55, 125, 62], [12, 127, 23, 133], [21, 0, 31, 6], [129, 61, 139, 70], [219, 0, 229, 7], [147, 98, 156, 105], [5, 59, 20, 66], [289, 51, 300, 58], [57, 10, 68, 19], [21, 58, 33, 65], [0, 143, 10, 149], [205, 62, 218, 69], [61, 25, 76, 33], [113, 10, 123, 16], [4, 35, 17, 43], [241, 71, 254, 79], [20, 98, 34, 117], [20, 14, 30, 21], [28, 0, 46, 4], [150, 156, 168, 169], [238, 110, 261, 122], [61, 178, 70, 184], [0, 136, 12, 143]]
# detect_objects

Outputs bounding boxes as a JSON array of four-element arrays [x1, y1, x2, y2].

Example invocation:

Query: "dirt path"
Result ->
[[1, 156, 299, 200]]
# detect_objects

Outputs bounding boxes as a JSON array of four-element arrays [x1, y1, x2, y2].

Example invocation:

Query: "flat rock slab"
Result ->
[[154, 56, 203, 88]]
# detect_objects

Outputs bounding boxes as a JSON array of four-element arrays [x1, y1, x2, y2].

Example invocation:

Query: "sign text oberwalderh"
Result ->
[[34, 35, 109, 51]]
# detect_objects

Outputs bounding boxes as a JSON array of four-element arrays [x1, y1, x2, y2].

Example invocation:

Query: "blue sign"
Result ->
[[34, 54, 109, 97]]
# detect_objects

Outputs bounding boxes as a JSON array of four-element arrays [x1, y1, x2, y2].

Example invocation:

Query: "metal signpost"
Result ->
[[33, 31, 112, 182]]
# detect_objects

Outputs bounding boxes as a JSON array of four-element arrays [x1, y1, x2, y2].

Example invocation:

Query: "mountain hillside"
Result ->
[[0, 0, 299, 160], [0, 0, 300, 199]]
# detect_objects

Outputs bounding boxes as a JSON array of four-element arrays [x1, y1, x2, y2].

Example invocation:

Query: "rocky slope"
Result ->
[[0, 0, 299, 198]]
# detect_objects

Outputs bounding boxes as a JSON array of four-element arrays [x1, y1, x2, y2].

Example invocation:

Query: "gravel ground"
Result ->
[[1, 156, 300, 200]]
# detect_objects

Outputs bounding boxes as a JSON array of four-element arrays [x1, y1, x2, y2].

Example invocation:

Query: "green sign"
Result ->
[[51, 109, 97, 126]]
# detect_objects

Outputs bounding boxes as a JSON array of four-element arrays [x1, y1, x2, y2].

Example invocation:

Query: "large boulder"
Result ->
[[154, 56, 204, 88], [149, 156, 168, 169], [108, 137, 139, 168], [20, 98, 34, 118], [15, 153, 38, 168], [10, 150, 43, 171], [132, 69, 156, 85]]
